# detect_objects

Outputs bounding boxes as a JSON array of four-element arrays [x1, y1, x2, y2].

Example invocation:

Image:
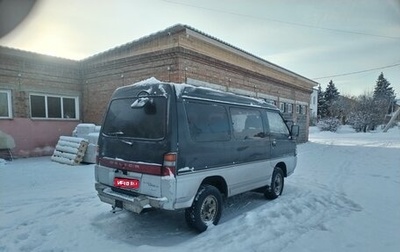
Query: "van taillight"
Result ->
[[162, 152, 176, 176]]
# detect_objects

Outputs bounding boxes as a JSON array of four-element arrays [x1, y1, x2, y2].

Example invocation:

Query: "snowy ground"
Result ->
[[1, 126, 399, 252]]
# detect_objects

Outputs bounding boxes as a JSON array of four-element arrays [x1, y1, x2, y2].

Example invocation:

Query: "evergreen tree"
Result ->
[[373, 72, 395, 101], [317, 84, 327, 118], [371, 72, 396, 128], [324, 80, 340, 118]]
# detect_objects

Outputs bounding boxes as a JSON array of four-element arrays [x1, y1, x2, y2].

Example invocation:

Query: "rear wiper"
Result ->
[[106, 131, 133, 146], [107, 131, 124, 136]]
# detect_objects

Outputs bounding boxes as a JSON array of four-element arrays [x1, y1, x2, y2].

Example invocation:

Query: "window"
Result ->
[[302, 105, 307, 115], [30, 94, 79, 119], [185, 102, 230, 142], [102, 97, 166, 140], [279, 102, 285, 113], [267, 111, 289, 135], [0, 90, 12, 118], [287, 103, 293, 113], [296, 104, 301, 114], [231, 108, 264, 139]]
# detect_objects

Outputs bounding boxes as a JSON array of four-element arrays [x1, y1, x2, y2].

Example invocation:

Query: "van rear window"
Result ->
[[103, 97, 166, 139]]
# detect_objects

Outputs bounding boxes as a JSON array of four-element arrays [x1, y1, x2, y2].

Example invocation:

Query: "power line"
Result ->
[[312, 63, 400, 80], [161, 0, 400, 40]]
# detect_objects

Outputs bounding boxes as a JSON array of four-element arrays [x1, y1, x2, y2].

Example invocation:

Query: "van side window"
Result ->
[[231, 108, 264, 139], [185, 102, 230, 142], [267, 111, 289, 135]]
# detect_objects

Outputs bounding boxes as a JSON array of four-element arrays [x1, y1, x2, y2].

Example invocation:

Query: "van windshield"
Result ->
[[102, 97, 166, 140]]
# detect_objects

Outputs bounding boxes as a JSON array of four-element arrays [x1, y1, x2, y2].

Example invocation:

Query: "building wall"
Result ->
[[80, 27, 315, 142], [0, 47, 82, 157], [81, 49, 181, 124], [0, 25, 317, 157], [310, 88, 318, 118], [0, 118, 78, 157]]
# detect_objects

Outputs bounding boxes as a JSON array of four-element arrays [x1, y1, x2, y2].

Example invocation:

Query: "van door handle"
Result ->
[[272, 139, 277, 146]]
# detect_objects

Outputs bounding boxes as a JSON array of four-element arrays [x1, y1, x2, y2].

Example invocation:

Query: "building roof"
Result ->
[[87, 24, 318, 88], [0, 46, 78, 63], [1, 24, 318, 88]]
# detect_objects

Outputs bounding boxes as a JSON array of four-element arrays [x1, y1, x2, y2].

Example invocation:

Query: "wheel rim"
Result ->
[[273, 173, 283, 195], [200, 195, 218, 224]]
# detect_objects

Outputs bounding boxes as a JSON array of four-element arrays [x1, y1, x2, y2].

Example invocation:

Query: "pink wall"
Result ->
[[0, 118, 79, 157]]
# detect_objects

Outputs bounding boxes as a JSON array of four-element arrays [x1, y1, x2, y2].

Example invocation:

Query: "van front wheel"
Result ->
[[185, 184, 222, 232], [264, 167, 284, 200]]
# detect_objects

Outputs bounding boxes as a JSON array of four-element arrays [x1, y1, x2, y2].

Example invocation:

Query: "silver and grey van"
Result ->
[[95, 79, 299, 232]]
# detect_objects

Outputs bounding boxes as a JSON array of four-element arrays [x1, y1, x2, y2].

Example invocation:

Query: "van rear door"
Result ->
[[97, 83, 175, 198]]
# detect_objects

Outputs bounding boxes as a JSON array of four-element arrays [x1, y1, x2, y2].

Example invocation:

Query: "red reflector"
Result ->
[[114, 178, 140, 189]]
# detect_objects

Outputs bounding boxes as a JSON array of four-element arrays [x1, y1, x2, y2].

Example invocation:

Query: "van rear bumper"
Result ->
[[95, 183, 168, 213]]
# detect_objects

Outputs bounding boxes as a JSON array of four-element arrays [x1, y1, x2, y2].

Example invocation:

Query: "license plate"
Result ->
[[114, 178, 140, 189]]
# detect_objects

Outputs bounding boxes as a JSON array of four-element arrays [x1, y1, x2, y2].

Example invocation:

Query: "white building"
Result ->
[[310, 88, 318, 118]]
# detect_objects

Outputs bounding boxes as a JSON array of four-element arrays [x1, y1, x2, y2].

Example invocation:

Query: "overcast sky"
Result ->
[[1, 0, 399, 97]]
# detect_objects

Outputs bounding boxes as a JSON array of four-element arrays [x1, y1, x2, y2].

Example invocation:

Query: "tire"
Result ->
[[185, 184, 222, 232], [264, 167, 284, 200]]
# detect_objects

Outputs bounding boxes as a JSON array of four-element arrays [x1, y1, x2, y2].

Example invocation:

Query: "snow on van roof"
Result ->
[[122, 77, 162, 88], [174, 81, 271, 106], [117, 77, 277, 109]]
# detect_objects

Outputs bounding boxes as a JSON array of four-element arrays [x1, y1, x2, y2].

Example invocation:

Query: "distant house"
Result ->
[[0, 24, 318, 158], [310, 88, 318, 118]]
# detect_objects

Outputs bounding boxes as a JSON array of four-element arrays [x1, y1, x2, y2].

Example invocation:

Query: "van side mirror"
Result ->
[[290, 125, 299, 137]]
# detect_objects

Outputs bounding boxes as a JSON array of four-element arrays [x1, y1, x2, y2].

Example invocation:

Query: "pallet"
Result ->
[[51, 136, 88, 165]]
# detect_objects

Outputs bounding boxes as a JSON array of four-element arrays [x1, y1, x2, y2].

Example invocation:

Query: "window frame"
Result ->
[[0, 90, 12, 119], [29, 93, 79, 120]]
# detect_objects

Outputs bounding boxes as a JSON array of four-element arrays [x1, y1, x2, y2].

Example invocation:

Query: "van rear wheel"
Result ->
[[264, 167, 284, 200], [185, 184, 222, 232]]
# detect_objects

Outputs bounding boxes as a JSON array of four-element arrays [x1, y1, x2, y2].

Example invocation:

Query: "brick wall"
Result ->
[[0, 25, 316, 157], [79, 27, 315, 141], [0, 48, 82, 118], [0, 47, 82, 157], [81, 49, 181, 123]]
